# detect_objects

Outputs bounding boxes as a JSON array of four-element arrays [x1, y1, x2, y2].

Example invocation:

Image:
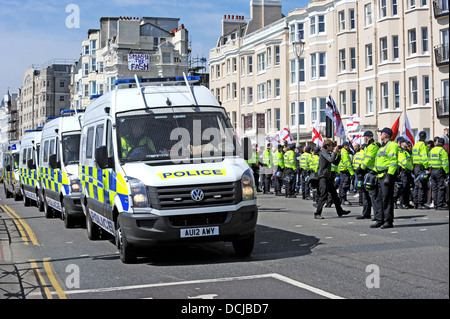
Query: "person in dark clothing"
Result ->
[[314, 139, 351, 219]]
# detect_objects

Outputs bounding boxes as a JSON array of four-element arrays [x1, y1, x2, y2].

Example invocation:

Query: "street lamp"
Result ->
[[292, 32, 305, 146]]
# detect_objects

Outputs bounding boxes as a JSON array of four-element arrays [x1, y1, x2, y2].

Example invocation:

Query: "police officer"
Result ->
[[261, 143, 273, 194], [273, 144, 285, 196], [338, 141, 354, 205], [121, 122, 156, 158], [395, 137, 414, 209], [310, 147, 321, 203], [356, 131, 379, 220], [370, 128, 399, 229], [412, 131, 430, 209], [353, 143, 365, 206], [246, 144, 262, 192], [283, 144, 297, 198], [429, 138, 449, 210], [300, 145, 313, 200]]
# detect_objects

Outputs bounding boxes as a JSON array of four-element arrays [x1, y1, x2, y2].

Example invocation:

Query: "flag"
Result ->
[[390, 115, 401, 141], [351, 130, 364, 148], [326, 95, 346, 139], [346, 117, 362, 132], [312, 120, 323, 147], [403, 113, 415, 146], [279, 127, 293, 144]]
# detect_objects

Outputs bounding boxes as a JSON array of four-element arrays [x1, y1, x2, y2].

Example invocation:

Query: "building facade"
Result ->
[[209, 0, 449, 146], [18, 60, 74, 139], [0, 90, 19, 145], [70, 17, 190, 109]]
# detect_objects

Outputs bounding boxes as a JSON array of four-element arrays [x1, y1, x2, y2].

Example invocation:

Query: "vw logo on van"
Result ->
[[190, 189, 204, 202]]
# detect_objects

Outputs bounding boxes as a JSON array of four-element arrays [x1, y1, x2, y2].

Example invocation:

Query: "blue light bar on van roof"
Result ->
[[115, 76, 200, 85], [46, 116, 59, 121], [24, 130, 37, 133], [61, 110, 76, 115], [90, 94, 103, 99], [36, 127, 44, 131], [11, 144, 17, 150]]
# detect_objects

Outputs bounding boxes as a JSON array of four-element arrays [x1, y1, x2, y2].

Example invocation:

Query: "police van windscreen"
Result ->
[[62, 134, 81, 165], [12, 153, 20, 169], [117, 108, 238, 163]]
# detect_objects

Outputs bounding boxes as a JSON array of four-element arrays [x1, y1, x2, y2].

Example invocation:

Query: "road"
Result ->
[[0, 188, 448, 305]]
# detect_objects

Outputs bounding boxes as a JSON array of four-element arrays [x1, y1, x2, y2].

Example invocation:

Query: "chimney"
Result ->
[[247, 0, 282, 34]]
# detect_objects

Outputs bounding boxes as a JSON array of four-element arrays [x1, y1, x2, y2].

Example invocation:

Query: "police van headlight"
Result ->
[[241, 169, 256, 201], [129, 177, 150, 208], [69, 175, 82, 193]]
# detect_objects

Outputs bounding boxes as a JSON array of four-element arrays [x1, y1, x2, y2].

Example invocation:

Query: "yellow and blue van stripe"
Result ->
[[39, 167, 70, 196], [20, 168, 40, 188], [79, 166, 129, 211]]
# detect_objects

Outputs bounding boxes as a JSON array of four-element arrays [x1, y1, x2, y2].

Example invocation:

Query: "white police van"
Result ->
[[19, 128, 42, 208], [79, 75, 257, 263], [2, 141, 21, 200], [39, 110, 84, 227]]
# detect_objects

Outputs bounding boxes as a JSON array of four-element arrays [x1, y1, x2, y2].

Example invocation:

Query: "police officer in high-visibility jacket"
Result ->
[[356, 131, 379, 220], [338, 141, 355, 205], [273, 144, 285, 196], [121, 124, 156, 158], [429, 138, 449, 210], [395, 137, 414, 209], [310, 147, 321, 203], [299, 145, 312, 199], [283, 144, 297, 198], [412, 131, 430, 209], [353, 144, 365, 206], [261, 143, 273, 194], [369, 128, 399, 229]]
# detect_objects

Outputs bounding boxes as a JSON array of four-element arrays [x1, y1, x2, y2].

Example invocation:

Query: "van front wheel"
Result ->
[[117, 219, 137, 264], [233, 234, 254, 258], [85, 205, 101, 240]]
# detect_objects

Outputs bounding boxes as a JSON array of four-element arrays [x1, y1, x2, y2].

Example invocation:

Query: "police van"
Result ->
[[2, 141, 21, 200], [79, 75, 258, 263], [19, 129, 43, 208], [39, 110, 84, 228]]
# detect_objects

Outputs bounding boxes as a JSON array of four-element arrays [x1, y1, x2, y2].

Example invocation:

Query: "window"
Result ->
[[86, 127, 94, 159], [267, 109, 272, 129], [394, 82, 400, 108], [381, 82, 389, 109], [311, 98, 317, 124], [392, 0, 398, 15], [90, 40, 97, 55], [339, 49, 346, 72], [367, 87, 374, 113], [240, 58, 245, 76], [299, 101, 305, 126], [349, 9, 355, 30], [95, 124, 104, 149], [248, 87, 253, 104], [366, 44, 373, 68], [298, 23, 305, 40], [319, 98, 327, 123], [340, 91, 347, 115], [409, 77, 418, 105], [422, 27, 428, 53], [408, 29, 417, 55], [310, 54, 317, 79], [257, 52, 266, 72], [339, 11, 345, 31], [90, 58, 96, 72], [290, 59, 297, 84], [241, 88, 246, 105], [267, 48, 272, 68], [310, 16, 316, 35], [226, 84, 231, 101], [216, 64, 220, 78], [380, 0, 387, 18], [83, 63, 89, 76], [275, 79, 280, 97], [299, 58, 305, 82], [408, 0, 415, 10], [84, 45, 89, 55], [248, 56, 253, 73], [226, 59, 231, 74], [43, 140, 49, 163], [232, 83, 237, 99], [318, 15, 325, 33], [290, 102, 296, 127], [290, 24, 296, 43], [275, 108, 281, 131], [257, 83, 266, 101], [350, 48, 356, 70], [393, 36, 399, 60], [275, 46, 280, 65], [216, 88, 220, 102], [59, 96, 65, 102], [423, 76, 430, 104], [90, 81, 96, 95], [365, 4, 372, 26], [162, 52, 171, 63], [319, 52, 326, 77], [351, 90, 357, 115], [267, 80, 272, 99], [380, 37, 388, 62]]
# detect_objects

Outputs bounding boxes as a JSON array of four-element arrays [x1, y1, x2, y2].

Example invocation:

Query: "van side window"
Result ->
[[27, 148, 32, 164], [86, 127, 94, 159], [43, 140, 49, 163], [22, 148, 27, 165], [95, 124, 104, 149], [50, 139, 55, 156], [36, 146, 40, 166], [106, 121, 113, 158]]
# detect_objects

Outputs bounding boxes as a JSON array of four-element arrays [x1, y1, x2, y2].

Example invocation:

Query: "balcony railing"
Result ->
[[435, 44, 449, 66], [433, 0, 449, 18], [436, 97, 449, 119]]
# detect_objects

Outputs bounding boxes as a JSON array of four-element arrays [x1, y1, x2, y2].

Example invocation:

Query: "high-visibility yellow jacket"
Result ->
[[398, 149, 413, 171], [429, 146, 449, 174], [412, 140, 429, 168], [352, 150, 364, 170], [374, 140, 399, 178], [246, 151, 259, 166], [261, 149, 272, 168], [273, 150, 284, 169], [338, 148, 354, 175], [360, 141, 379, 171], [284, 150, 296, 170], [310, 154, 320, 173], [299, 152, 312, 170], [121, 136, 155, 158]]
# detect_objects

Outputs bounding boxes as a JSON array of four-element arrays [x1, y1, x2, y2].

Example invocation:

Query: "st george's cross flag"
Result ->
[[279, 126, 293, 144], [402, 113, 415, 146], [312, 120, 323, 147], [326, 95, 346, 139]]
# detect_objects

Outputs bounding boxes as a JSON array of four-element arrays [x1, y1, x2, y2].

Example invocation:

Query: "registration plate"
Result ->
[[180, 226, 219, 238]]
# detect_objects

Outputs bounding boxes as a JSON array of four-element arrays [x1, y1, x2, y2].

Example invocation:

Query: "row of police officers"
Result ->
[[246, 127, 449, 229]]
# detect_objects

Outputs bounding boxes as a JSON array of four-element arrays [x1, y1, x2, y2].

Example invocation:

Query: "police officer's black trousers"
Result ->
[[301, 170, 310, 199], [370, 177, 395, 225], [361, 188, 372, 218], [430, 168, 447, 208], [394, 170, 412, 206], [339, 171, 351, 202], [413, 165, 428, 206], [315, 177, 345, 216]]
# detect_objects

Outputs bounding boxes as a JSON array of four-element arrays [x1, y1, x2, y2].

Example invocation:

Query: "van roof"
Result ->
[[84, 85, 221, 119], [21, 131, 42, 146], [41, 114, 83, 139]]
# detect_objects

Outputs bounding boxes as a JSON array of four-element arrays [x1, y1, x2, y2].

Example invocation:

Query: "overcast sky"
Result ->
[[0, 0, 309, 95]]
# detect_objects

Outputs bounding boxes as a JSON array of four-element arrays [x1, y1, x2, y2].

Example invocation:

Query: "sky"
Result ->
[[0, 0, 309, 96]]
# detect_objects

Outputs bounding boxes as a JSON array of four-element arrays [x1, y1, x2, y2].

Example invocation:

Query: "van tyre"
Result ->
[[43, 196, 54, 218], [233, 234, 255, 258], [4, 185, 11, 198], [36, 191, 44, 212], [13, 190, 21, 201], [85, 205, 101, 240], [62, 205, 74, 229], [23, 190, 31, 206], [117, 218, 137, 264]]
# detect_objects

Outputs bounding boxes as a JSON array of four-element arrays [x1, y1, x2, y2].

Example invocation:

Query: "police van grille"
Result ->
[[168, 212, 229, 227], [148, 182, 240, 210]]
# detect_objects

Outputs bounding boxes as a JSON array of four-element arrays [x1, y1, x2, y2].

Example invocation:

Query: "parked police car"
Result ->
[[79, 75, 258, 263]]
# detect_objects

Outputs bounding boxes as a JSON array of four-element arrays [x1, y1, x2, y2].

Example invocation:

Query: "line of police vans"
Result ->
[[1, 75, 258, 263]]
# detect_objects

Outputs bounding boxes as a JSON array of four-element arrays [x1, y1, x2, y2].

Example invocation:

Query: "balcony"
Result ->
[[435, 97, 449, 120], [433, 0, 449, 18], [434, 44, 449, 66]]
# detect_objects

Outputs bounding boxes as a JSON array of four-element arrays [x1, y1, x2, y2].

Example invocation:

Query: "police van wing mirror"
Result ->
[[49, 154, 60, 169], [241, 137, 251, 161], [27, 158, 36, 170], [5, 165, 11, 172], [95, 146, 109, 169]]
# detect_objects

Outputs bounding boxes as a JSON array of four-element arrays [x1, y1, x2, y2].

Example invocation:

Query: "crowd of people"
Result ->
[[246, 128, 449, 229]]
